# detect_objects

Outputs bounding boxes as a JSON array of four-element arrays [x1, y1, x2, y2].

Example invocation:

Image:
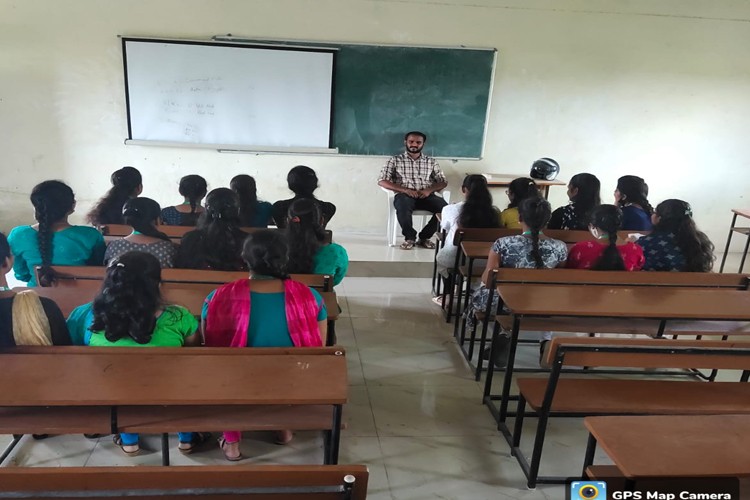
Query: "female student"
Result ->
[[230, 174, 273, 228], [160, 174, 208, 226], [286, 199, 348, 286], [435, 174, 498, 278], [202, 230, 326, 461], [65, 251, 201, 456], [272, 166, 336, 228], [499, 177, 539, 229], [567, 204, 645, 271], [174, 188, 248, 271], [637, 199, 715, 272], [615, 175, 653, 231], [8, 180, 105, 287], [0, 232, 70, 347], [86, 167, 142, 226], [104, 197, 175, 268], [548, 173, 601, 230], [470, 197, 568, 366]]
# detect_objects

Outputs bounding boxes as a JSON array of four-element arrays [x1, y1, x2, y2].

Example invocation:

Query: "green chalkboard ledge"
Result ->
[[124, 139, 339, 155]]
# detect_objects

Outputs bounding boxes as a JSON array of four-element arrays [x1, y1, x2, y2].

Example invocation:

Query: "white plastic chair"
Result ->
[[382, 188, 451, 246]]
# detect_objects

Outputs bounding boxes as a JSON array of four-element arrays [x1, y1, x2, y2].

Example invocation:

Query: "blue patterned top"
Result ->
[[637, 232, 685, 271]]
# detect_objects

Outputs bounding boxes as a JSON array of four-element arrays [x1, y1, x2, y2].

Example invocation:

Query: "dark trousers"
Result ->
[[394, 193, 448, 241]]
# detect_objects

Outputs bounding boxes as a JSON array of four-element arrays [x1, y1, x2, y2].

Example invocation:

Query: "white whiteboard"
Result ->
[[122, 39, 335, 149]]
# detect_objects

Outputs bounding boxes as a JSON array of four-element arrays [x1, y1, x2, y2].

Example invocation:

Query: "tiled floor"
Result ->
[[1, 241, 746, 499]]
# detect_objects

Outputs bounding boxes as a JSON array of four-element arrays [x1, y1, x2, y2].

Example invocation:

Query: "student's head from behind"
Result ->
[[0, 232, 12, 275], [91, 251, 163, 344], [230, 174, 257, 202], [178, 174, 208, 211], [589, 204, 623, 239], [458, 175, 498, 229], [404, 131, 427, 154], [199, 188, 240, 227], [653, 199, 715, 272], [122, 197, 169, 241], [287, 166, 319, 198], [518, 196, 552, 232], [506, 177, 539, 208], [31, 180, 76, 287], [111, 166, 143, 197], [567, 173, 601, 219], [241, 230, 289, 280], [615, 175, 653, 214]]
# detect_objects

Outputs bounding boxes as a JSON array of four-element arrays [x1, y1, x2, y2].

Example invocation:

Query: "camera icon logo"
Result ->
[[571, 481, 606, 500]]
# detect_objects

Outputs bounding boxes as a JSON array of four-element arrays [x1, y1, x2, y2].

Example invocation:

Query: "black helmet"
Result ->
[[530, 158, 560, 181]]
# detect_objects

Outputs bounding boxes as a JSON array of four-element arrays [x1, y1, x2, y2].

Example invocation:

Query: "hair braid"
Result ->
[[36, 202, 57, 287]]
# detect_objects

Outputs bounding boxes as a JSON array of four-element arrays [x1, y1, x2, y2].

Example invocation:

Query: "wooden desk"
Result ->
[[0, 348, 348, 466], [481, 173, 566, 199], [720, 208, 750, 273], [484, 285, 750, 426], [583, 415, 750, 478]]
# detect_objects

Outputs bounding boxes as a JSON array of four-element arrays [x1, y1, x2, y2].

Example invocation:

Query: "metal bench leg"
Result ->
[[0, 434, 23, 466], [581, 432, 597, 478], [161, 433, 170, 466], [740, 233, 750, 273], [720, 213, 737, 273]]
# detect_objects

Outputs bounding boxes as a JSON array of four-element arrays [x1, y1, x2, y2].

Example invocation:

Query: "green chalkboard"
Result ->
[[331, 45, 495, 158]]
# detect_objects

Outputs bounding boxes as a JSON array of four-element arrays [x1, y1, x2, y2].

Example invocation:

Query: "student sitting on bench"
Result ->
[[567, 204, 645, 271], [202, 230, 327, 461], [174, 188, 248, 271], [548, 173, 601, 230], [104, 197, 175, 268], [230, 174, 273, 228], [637, 199, 715, 272], [286, 199, 348, 286], [8, 180, 105, 287], [86, 167, 142, 226], [160, 174, 207, 226], [0, 232, 70, 347], [499, 177, 539, 229], [65, 251, 202, 456], [469, 197, 568, 366]]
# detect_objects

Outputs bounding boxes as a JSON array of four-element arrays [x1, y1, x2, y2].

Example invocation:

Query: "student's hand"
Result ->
[[403, 188, 420, 198], [417, 189, 431, 198]]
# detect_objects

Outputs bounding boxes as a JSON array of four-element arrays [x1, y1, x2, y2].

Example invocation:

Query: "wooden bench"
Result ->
[[582, 414, 750, 484], [99, 224, 334, 244], [0, 464, 369, 499], [0, 347, 348, 466], [460, 268, 750, 382], [510, 337, 750, 488]]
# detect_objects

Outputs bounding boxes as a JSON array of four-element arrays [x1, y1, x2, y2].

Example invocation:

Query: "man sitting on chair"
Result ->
[[378, 131, 448, 250]]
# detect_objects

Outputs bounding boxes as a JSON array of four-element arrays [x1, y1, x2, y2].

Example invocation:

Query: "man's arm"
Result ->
[[378, 179, 419, 197]]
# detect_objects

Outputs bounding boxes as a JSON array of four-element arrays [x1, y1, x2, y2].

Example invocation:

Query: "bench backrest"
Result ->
[[99, 224, 334, 243], [0, 347, 348, 406], [0, 465, 368, 500], [545, 337, 750, 371], [19, 283, 338, 322], [45, 266, 333, 291], [453, 228, 648, 247], [493, 268, 749, 289]]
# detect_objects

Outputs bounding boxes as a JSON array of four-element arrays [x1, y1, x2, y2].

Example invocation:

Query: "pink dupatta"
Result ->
[[204, 279, 323, 348]]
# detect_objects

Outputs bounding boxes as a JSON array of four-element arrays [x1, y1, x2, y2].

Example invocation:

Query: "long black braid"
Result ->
[[30, 181, 75, 287]]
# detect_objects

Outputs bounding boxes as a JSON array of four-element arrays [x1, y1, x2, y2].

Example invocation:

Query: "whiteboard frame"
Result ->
[[120, 36, 338, 152]]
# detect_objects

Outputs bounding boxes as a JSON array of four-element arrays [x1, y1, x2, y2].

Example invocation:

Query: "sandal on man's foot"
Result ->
[[400, 240, 416, 250], [178, 432, 212, 455], [416, 239, 436, 249], [113, 435, 140, 457], [218, 437, 242, 461]]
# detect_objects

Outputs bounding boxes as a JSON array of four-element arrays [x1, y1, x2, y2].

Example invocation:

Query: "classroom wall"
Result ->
[[2, 0, 750, 248]]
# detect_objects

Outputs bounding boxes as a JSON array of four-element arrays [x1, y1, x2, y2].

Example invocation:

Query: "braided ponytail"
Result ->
[[518, 196, 552, 269], [591, 205, 626, 271], [30, 181, 75, 287]]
